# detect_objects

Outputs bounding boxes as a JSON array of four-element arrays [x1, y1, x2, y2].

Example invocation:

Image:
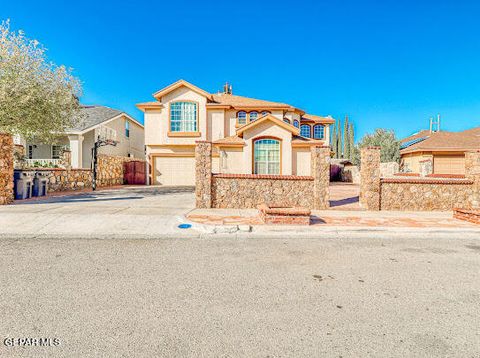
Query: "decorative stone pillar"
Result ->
[[419, 159, 433, 177], [311, 146, 330, 210], [465, 150, 480, 208], [195, 141, 212, 208], [0, 133, 14, 205], [360, 146, 381, 211], [62, 149, 72, 170]]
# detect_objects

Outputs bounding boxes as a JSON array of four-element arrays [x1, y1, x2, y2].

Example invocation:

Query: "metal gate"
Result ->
[[123, 161, 146, 185]]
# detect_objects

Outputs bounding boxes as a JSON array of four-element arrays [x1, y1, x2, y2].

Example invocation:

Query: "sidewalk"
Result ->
[[186, 208, 480, 239], [187, 208, 478, 228]]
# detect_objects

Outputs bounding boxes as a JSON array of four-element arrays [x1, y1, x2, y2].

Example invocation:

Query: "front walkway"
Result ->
[[329, 182, 360, 210]]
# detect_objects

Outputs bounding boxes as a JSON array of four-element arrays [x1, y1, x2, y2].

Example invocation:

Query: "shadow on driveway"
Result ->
[[14, 186, 195, 205]]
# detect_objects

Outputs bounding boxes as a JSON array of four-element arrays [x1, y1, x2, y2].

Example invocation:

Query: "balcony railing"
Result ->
[[25, 159, 63, 167]]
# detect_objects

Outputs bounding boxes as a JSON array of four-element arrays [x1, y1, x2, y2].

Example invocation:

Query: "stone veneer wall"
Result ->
[[311, 146, 331, 209], [211, 174, 314, 209], [196, 143, 330, 210], [0, 133, 14, 205], [195, 141, 212, 208], [360, 147, 381, 210], [363, 149, 480, 211], [39, 168, 93, 192], [380, 178, 476, 211], [96, 154, 145, 187]]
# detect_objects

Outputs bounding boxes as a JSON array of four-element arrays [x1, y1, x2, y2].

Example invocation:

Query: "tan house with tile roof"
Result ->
[[400, 127, 480, 175], [137, 80, 334, 185]]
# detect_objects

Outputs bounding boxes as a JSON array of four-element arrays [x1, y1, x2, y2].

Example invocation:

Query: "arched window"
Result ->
[[237, 111, 247, 125], [261, 111, 270, 116], [170, 101, 198, 132], [300, 124, 311, 138], [313, 124, 325, 139], [253, 138, 280, 175], [249, 111, 258, 122], [283, 118, 291, 124], [293, 120, 299, 128]]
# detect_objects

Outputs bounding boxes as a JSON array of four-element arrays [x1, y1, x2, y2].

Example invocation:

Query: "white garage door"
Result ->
[[433, 155, 465, 175], [153, 156, 195, 186]]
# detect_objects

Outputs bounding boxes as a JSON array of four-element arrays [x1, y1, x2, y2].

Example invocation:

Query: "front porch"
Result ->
[[24, 133, 89, 169]]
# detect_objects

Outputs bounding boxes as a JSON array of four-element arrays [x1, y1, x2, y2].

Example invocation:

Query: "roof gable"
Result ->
[[67, 106, 142, 133], [236, 114, 300, 136], [153, 79, 211, 100]]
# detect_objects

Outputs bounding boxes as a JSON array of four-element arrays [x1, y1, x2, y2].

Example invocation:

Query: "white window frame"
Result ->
[[51, 145, 63, 159], [237, 111, 247, 125], [313, 124, 325, 139], [170, 101, 198, 132], [253, 138, 281, 175], [300, 124, 311, 138]]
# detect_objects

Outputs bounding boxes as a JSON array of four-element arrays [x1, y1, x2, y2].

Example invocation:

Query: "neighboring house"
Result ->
[[137, 79, 334, 186], [24, 105, 145, 168], [400, 127, 480, 175]]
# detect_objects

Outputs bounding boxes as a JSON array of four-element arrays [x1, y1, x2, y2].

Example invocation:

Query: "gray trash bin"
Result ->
[[13, 170, 34, 200], [33, 171, 48, 197]]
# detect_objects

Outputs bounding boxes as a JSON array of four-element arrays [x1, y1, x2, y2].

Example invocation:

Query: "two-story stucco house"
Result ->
[[137, 80, 334, 186]]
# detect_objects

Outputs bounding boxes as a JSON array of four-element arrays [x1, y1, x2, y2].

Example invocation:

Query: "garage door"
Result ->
[[153, 156, 195, 186], [433, 155, 465, 175]]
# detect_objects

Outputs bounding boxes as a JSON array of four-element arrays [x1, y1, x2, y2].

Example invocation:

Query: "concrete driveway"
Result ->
[[0, 186, 197, 238]]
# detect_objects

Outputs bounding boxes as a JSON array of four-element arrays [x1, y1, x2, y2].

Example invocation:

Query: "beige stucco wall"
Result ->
[[208, 110, 225, 141], [218, 147, 244, 174], [97, 115, 145, 160], [241, 120, 293, 175], [401, 152, 432, 173], [145, 87, 207, 149], [293, 147, 311, 176]]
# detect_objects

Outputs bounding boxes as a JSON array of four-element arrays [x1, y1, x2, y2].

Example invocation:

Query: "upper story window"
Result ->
[[300, 124, 311, 138], [313, 124, 325, 139], [170, 101, 198, 132], [293, 120, 299, 128], [125, 120, 130, 138], [249, 111, 258, 122], [261, 111, 270, 117], [237, 111, 247, 125], [283, 118, 291, 124]]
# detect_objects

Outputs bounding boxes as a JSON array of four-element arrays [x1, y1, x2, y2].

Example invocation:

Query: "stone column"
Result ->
[[311, 146, 330, 210], [68, 134, 84, 169], [419, 159, 433, 177], [195, 141, 212, 208], [0, 133, 14, 205], [62, 149, 72, 170], [360, 146, 381, 211], [465, 150, 480, 208]]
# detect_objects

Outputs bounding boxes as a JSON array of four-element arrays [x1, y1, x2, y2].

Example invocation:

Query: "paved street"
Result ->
[[1, 235, 479, 357]]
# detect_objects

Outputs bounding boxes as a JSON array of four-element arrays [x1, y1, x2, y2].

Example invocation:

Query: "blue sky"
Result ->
[[2, 0, 480, 141]]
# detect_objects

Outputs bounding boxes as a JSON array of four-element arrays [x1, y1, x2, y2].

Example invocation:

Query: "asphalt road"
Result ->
[[1, 235, 479, 357]]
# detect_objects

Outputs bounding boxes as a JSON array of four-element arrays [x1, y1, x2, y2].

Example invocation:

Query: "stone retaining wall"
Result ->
[[212, 174, 314, 209], [0, 133, 14, 205], [196, 142, 331, 210], [361, 147, 480, 211], [37, 168, 93, 192], [380, 178, 476, 211]]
